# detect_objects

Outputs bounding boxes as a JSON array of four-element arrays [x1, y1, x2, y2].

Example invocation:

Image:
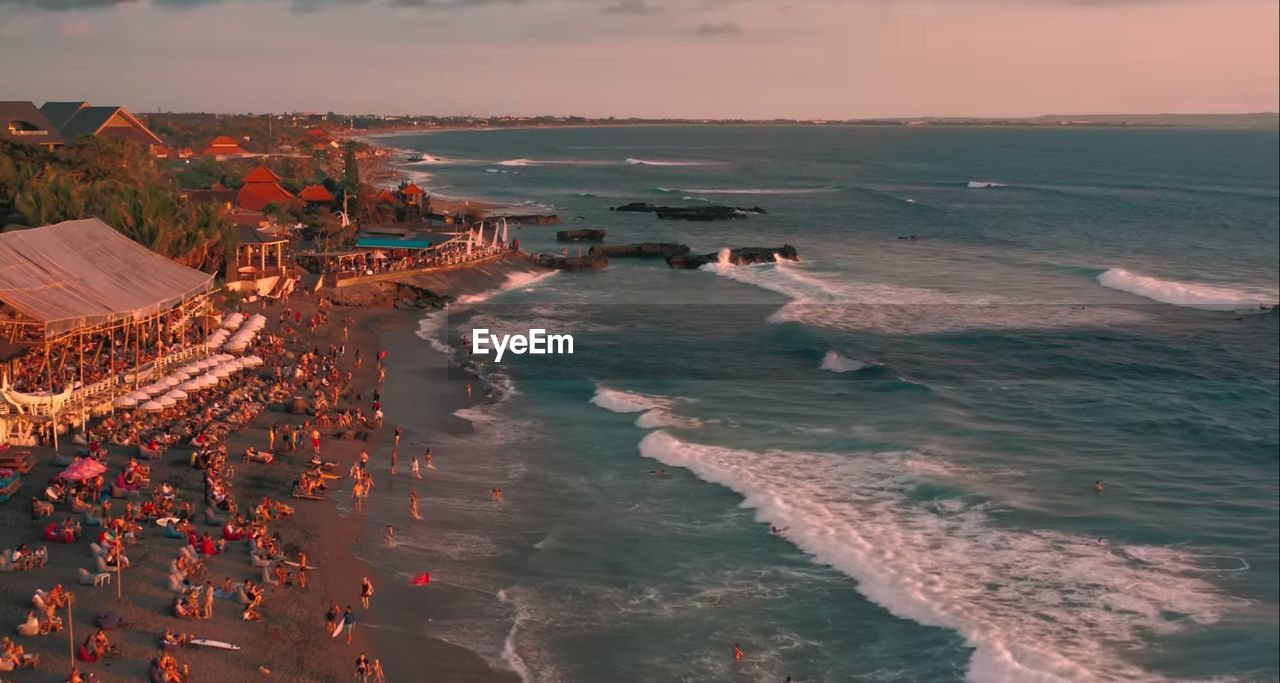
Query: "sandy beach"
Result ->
[[0, 253, 543, 683]]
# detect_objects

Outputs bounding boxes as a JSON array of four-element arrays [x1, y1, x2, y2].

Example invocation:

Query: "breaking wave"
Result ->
[[967, 181, 1009, 189], [1097, 268, 1277, 312], [820, 350, 869, 373], [637, 431, 1247, 683]]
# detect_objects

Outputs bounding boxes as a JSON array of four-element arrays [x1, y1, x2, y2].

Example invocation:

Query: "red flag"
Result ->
[[410, 572, 431, 586]]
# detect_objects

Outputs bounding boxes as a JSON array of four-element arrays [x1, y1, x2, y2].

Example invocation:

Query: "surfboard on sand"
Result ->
[[191, 639, 241, 650], [154, 517, 179, 527], [283, 560, 318, 570], [331, 621, 344, 638]]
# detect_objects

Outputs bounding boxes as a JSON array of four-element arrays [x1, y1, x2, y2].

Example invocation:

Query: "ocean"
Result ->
[[372, 126, 1278, 683]]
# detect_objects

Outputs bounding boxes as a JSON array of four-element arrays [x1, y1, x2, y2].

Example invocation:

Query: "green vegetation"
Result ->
[[0, 137, 233, 274]]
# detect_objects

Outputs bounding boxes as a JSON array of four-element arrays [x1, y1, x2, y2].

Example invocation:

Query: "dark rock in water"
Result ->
[[532, 253, 609, 271], [654, 205, 747, 221], [666, 245, 800, 269], [557, 229, 607, 242], [610, 202, 657, 212], [590, 243, 690, 258], [609, 203, 766, 220]]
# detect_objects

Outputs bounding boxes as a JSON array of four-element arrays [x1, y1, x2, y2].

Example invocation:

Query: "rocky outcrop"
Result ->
[[557, 229, 607, 242], [611, 202, 658, 212], [590, 243, 691, 258], [609, 203, 767, 220], [532, 253, 609, 271], [666, 245, 800, 269]]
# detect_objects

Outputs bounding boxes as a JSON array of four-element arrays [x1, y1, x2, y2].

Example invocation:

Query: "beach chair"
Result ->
[[15, 617, 39, 637], [78, 568, 110, 587]]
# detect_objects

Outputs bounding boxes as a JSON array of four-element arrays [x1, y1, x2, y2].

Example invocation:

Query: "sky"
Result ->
[[0, 0, 1276, 119]]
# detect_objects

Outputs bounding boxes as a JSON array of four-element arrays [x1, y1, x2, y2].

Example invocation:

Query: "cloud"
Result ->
[[0, 0, 137, 9], [691, 20, 741, 37], [601, 0, 651, 14]]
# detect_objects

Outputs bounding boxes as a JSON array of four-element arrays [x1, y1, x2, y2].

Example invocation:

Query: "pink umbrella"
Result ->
[[59, 458, 107, 481]]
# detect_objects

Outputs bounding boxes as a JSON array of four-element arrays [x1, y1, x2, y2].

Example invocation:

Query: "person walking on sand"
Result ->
[[355, 653, 370, 682], [378, 366, 387, 384], [425, 448, 434, 470], [411, 453, 421, 479], [394, 426, 402, 447], [372, 658, 386, 683], [343, 606, 356, 644], [268, 425, 277, 451], [312, 428, 322, 455], [410, 490, 422, 520], [390, 451, 399, 476], [466, 382, 472, 401], [360, 577, 374, 609]]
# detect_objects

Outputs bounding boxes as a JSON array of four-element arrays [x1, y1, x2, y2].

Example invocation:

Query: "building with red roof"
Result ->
[[202, 135, 249, 157], [374, 189, 399, 204], [298, 184, 336, 204], [399, 182, 426, 206], [237, 165, 296, 212]]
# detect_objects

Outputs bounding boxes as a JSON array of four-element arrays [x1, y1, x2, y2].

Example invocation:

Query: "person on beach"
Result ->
[[384, 525, 396, 546], [410, 490, 422, 520], [342, 607, 356, 644], [734, 643, 746, 661], [1094, 480, 1105, 493], [394, 426, 402, 447], [312, 428, 322, 455], [268, 425, 277, 451], [360, 577, 374, 609], [378, 366, 387, 384], [491, 488, 504, 502], [355, 653, 370, 682], [425, 449, 434, 470], [372, 658, 386, 683], [466, 382, 472, 401], [325, 604, 339, 631], [201, 581, 215, 619], [390, 451, 399, 476], [411, 453, 421, 479]]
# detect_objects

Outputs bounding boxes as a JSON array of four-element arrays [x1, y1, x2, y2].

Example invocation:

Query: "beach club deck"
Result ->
[[0, 219, 218, 447]]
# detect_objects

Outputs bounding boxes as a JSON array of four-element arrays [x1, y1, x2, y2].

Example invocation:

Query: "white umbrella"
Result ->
[[180, 381, 201, 392], [171, 371, 191, 381], [158, 395, 177, 408], [222, 312, 245, 329], [215, 353, 234, 363], [213, 365, 232, 378], [128, 390, 151, 402], [242, 355, 264, 367], [201, 373, 220, 386], [113, 395, 137, 408], [224, 342, 248, 353], [165, 389, 188, 401], [164, 376, 181, 387], [140, 400, 164, 413], [144, 383, 168, 395]]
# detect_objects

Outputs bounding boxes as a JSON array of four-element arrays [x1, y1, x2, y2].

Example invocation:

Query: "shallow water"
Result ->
[[376, 126, 1278, 682]]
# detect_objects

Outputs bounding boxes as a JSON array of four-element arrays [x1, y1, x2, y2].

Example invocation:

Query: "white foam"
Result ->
[[634, 408, 702, 430], [624, 158, 716, 166], [820, 350, 868, 373], [456, 270, 558, 305], [967, 180, 1009, 189], [702, 259, 1148, 333], [660, 187, 831, 195], [497, 158, 535, 167], [638, 431, 1246, 683], [1097, 268, 1277, 312], [496, 589, 534, 683], [590, 383, 669, 413]]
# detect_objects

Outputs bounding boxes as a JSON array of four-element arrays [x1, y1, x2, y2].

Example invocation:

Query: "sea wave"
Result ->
[[590, 384, 670, 413], [967, 180, 1009, 189], [1096, 268, 1277, 312], [702, 257, 1149, 333], [638, 430, 1248, 683], [624, 158, 717, 166], [820, 350, 869, 373], [656, 186, 832, 195]]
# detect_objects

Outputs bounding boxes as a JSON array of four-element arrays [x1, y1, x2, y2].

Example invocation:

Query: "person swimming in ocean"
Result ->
[[384, 525, 396, 546], [1094, 480, 1105, 493], [733, 643, 746, 661], [649, 469, 669, 477], [771, 525, 788, 534]]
